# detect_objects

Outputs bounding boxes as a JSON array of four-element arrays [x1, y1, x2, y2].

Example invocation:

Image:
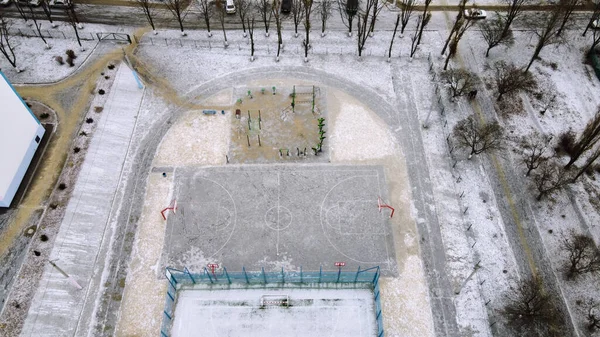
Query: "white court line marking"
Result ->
[[277, 172, 280, 256], [320, 174, 388, 265], [377, 170, 393, 271], [188, 176, 237, 259]]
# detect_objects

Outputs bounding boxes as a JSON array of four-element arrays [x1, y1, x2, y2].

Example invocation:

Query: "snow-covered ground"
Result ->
[[1, 5, 600, 337]]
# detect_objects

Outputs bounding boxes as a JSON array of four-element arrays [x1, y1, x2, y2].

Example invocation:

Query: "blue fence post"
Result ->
[[354, 266, 361, 283], [161, 330, 168, 337], [319, 266, 322, 283], [372, 267, 380, 284], [336, 267, 341, 283], [164, 310, 172, 320], [262, 267, 267, 284], [300, 266, 303, 283], [243, 267, 250, 284], [184, 267, 196, 284], [205, 267, 214, 284], [224, 267, 231, 284], [165, 270, 177, 290], [167, 290, 175, 301], [281, 267, 285, 283]]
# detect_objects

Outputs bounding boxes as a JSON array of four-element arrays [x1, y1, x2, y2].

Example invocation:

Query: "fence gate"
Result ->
[[96, 32, 131, 44]]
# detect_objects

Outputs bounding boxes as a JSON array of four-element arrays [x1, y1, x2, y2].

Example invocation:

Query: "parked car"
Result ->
[[280, 0, 291, 14], [49, 0, 72, 7], [592, 19, 600, 29], [0, 0, 11, 7], [225, 0, 235, 14], [17, 0, 41, 6], [464, 8, 486, 19]]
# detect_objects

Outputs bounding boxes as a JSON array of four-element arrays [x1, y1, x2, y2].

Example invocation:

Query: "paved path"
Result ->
[[20, 64, 144, 337]]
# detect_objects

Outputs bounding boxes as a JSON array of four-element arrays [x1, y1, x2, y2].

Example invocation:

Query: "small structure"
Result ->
[[0, 72, 46, 207]]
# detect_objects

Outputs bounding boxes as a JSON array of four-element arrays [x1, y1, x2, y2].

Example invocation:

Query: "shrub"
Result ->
[[79, 131, 88, 136], [86, 118, 94, 123], [58, 183, 67, 190], [54, 56, 64, 65], [107, 64, 115, 70], [40, 112, 50, 119], [73, 147, 81, 153], [94, 106, 103, 113], [40, 234, 49, 242], [104, 76, 110, 80], [66, 49, 77, 59], [558, 131, 576, 156], [66, 56, 74, 67], [98, 89, 105, 95]]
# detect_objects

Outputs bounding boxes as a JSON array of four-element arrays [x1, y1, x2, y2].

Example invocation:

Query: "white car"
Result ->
[[464, 8, 487, 19], [592, 19, 600, 29], [49, 0, 72, 7], [17, 0, 41, 6], [225, 0, 235, 14], [0, 0, 11, 7]]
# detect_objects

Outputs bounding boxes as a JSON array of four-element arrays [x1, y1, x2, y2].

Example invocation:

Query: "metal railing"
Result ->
[[160, 265, 384, 337]]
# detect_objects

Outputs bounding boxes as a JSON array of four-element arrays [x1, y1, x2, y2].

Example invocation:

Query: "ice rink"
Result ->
[[171, 286, 377, 337]]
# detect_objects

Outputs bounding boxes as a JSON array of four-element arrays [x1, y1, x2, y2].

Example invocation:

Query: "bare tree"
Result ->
[[272, 0, 283, 59], [302, 0, 313, 61], [136, 0, 158, 34], [585, 298, 600, 332], [493, 61, 536, 101], [443, 17, 475, 70], [165, 0, 189, 35], [12, 0, 30, 24], [480, 15, 514, 57], [291, 0, 304, 37], [0, 17, 20, 72], [248, 15, 256, 60], [556, 0, 580, 36], [441, 68, 478, 99], [235, 0, 252, 37], [500, 0, 531, 41], [318, 0, 333, 37], [357, 0, 381, 58], [338, 0, 358, 37], [41, 0, 57, 28], [399, 0, 416, 35], [561, 230, 600, 279], [587, 24, 600, 56], [366, 0, 384, 36], [532, 159, 570, 200], [525, 9, 564, 72], [566, 108, 600, 168], [441, 0, 468, 55], [501, 277, 560, 335], [573, 145, 600, 181], [453, 116, 503, 158], [257, 0, 273, 36], [27, 5, 50, 49], [65, 6, 84, 50], [217, 0, 229, 46], [520, 132, 549, 176], [388, 14, 400, 60], [583, 0, 600, 37], [198, 0, 213, 37], [410, 13, 430, 58], [416, 0, 432, 45]]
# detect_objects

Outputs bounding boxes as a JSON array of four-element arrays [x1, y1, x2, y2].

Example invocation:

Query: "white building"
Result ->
[[0, 72, 46, 207]]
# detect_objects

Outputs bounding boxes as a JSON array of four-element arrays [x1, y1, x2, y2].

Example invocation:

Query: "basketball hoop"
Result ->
[[377, 197, 395, 218], [161, 199, 177, 220]]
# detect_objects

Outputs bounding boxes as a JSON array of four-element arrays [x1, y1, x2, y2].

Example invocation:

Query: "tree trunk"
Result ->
[[388, 15, 399, 59], [485, 45, 492, 57]]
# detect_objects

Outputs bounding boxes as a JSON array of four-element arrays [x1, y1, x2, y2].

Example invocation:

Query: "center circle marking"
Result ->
[[265, 206, 292, 231]]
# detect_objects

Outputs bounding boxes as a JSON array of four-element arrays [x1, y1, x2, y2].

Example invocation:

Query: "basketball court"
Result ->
[[171, 286, 378, 337], [160, 164, 397, 275]]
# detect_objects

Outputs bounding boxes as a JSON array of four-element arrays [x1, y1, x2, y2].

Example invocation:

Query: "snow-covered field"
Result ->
[[171, 287, 377, 337]]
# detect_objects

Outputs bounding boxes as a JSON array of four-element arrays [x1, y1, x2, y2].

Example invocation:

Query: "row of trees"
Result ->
[[0, 1, 84, 72]]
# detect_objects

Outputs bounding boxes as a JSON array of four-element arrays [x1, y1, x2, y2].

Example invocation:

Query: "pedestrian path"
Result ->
[[20, 63, 144, 337]]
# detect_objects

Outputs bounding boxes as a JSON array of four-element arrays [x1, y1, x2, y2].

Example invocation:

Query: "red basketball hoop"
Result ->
[[378, 197, 395, 218], [160, 199, 177, 220]]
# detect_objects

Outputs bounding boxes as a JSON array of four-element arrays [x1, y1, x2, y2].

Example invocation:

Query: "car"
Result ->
[[464, 8, 486, 19], [17, 0, 41, 6], [0, 0, 11, 7], [49, 0, 72, 7], [592, 19, 600, 29], [280, 0, 291, 14], [225, 0, 235, 14]]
